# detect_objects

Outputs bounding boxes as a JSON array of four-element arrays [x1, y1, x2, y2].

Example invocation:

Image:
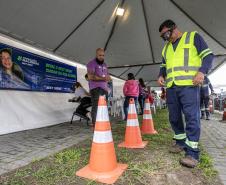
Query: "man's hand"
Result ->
[[193, 72, 204, 86], [106, 75, 112, 82], [157, 76, 165, 86]]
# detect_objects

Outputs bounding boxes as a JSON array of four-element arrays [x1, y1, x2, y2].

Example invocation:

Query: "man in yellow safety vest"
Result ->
[[157, 20, 213, 168]]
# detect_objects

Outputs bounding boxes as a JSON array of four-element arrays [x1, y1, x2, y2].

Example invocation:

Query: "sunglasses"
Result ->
[[160, 27, 174, 41]]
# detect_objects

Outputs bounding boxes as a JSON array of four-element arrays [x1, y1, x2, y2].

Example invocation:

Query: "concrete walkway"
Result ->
[[201, 114, 226, 185], [0, 121, 93, 176]]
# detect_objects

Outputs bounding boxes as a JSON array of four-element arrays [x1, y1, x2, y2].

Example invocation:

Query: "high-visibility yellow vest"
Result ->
[[161, 31, 211, 88]]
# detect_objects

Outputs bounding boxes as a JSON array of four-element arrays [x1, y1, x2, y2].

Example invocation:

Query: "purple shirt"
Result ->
[[87, 58, 109, 92]]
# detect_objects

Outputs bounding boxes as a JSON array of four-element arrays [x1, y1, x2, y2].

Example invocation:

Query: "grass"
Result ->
[[198, 147, 218, 179], [0, 109, 220, 185]]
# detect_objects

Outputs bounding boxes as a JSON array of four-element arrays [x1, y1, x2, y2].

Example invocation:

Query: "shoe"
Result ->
[[180, 155, 198, 168], [206, 117, 210, 120], [169, 144, 184, 153]]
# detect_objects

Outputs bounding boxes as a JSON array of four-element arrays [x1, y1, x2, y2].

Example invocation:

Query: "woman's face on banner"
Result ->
[[1, 52, 13, 70]]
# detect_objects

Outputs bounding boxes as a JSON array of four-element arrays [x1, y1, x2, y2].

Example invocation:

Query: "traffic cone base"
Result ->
[[76, 163, 127, 184], [141, 121, 158, 135], [141, 129, 158, 135], [118, 126, 148, 148], [118, 141, 148, 148]]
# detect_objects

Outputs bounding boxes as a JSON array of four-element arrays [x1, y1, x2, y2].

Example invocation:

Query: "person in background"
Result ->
[[152, 90, 159, 108], [87, 48, 111, 125], [160, 87, 166, 108], [138, 78, 148, 115], [146, 87, 156, 113], [157, 20, 214, 168], [73, 82, 92, 121], [147, 87, 154, 105], [200, 76, 214, 120], [123, 73, 139, 120]]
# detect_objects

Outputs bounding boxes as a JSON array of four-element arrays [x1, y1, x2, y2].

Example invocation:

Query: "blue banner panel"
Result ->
[[0, 43, 77, 92]]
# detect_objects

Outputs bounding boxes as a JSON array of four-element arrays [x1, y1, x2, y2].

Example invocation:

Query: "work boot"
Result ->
[[206, 116, 210, 120], [169, 144, 184, 153], [180, 155, 198, 168]]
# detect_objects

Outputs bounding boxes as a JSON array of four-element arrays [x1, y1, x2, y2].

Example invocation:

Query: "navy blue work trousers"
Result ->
[[166, 86, 200, 160]]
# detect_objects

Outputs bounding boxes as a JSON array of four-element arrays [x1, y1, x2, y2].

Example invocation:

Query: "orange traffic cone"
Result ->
[[76, 96, 127, 184], [118, 98, 148, 148], [222, 99, 226, 121], [141, 98, 158, 134]]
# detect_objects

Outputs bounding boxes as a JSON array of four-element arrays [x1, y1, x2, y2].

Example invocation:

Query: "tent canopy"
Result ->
[[0, 0, 225, 86]]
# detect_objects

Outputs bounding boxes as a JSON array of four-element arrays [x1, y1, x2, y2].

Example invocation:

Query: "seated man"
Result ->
[[72, 82, 92, 121]]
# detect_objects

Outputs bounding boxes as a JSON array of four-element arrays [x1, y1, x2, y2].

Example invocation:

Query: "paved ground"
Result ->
[[0, 114, 226, 185], [0, 121, 93, 176], [201, 113, 226, 185]]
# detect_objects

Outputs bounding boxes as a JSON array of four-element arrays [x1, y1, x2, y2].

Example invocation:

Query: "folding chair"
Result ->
[[70, 111, 89, 126]]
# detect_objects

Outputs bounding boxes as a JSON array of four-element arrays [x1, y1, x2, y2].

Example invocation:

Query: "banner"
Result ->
[[0, 43, 77, 92]]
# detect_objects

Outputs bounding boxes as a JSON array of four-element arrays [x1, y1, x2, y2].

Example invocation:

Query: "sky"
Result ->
[[209, 62, 226, 93]]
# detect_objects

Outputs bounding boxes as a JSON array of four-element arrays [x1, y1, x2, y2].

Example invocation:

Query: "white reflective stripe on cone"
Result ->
[[144, 103, 150, 110], [93, 130, 113, 143], [96, 106, 109, 121], [127, 119, 139, 126], [129, 104, 137, 114], [143, 114, 152, 119]]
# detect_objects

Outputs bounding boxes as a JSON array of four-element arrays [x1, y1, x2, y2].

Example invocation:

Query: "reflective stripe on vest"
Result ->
[[175, 76, 194, 81], [185, 139, 198, 149], [166, 77, 173, 84], [184, 32, 191, 70], [167, 66, 200, 74], [164, 42, 170, 60], [93, 130, 113, 143], [166, 75, 194, 83], [173, 133, 186, 140]]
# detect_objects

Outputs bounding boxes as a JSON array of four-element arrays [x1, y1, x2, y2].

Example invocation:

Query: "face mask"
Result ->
[[161, 27, 174, 41]]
